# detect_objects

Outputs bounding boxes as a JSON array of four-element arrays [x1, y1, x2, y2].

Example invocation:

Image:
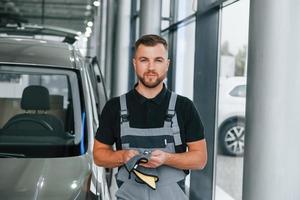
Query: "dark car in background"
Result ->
[[0, 36, 110, 200]]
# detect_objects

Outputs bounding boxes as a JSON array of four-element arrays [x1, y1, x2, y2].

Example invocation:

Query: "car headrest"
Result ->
[[21, 85, 50, 110]]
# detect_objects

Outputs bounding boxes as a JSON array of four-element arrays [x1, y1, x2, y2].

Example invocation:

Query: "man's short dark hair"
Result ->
[[135, 34, 168, 51]]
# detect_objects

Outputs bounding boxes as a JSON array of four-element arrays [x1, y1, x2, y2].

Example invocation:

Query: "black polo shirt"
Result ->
[[95, 84, 205, 153]]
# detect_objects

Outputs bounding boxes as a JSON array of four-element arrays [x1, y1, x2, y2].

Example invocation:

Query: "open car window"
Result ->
[[0, 65, 86, 158]]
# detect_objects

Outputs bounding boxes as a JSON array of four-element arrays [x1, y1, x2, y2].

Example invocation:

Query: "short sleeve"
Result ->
[[183, 98, 205, 142], [95, 98, 118, 145]]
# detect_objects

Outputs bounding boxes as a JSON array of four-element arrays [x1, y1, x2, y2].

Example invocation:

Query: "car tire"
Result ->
[[219, 120, 245, 156]]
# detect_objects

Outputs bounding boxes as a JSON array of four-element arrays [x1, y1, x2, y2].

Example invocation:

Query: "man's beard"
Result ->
[[137, 71, 166, 88]]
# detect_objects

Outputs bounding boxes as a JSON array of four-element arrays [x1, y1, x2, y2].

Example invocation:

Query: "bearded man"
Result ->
[[93, 34, 207, 200]]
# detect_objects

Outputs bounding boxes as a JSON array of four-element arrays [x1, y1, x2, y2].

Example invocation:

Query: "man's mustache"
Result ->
[[144, 71, 158, 76]]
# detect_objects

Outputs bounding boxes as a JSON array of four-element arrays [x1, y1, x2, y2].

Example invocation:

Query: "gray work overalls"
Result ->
[[115, 92, 188, 200]]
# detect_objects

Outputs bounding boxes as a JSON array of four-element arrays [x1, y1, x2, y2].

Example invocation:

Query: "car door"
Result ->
[[85, 57, 114, 189], [86, 57, 108, 115]]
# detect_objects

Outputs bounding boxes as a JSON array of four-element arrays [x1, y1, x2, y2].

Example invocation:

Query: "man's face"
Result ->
[[133, 44, 170, 88]]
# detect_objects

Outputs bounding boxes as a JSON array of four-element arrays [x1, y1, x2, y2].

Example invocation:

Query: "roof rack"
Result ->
[[0, 22, 81, 44]]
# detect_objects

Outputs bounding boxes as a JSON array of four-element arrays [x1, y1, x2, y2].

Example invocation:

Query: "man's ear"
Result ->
[[166, 59, 170, 72], [133, 58, 137, 71]]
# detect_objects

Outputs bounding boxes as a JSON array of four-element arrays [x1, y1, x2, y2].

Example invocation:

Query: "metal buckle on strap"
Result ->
[[120, 115, 129, 123], [165, 110, 175, 122], [120, 110, 129, 123]]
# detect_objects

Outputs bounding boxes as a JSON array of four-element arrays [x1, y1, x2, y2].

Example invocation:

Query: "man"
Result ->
[[93, 34, 207, 199]]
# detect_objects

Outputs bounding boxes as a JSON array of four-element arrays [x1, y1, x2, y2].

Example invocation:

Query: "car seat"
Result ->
[[3, 85, 64, 134]]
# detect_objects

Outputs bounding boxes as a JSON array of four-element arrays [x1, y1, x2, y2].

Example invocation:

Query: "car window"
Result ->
[[0, 65, 84, 158], [85, 67, 99, 131], [229, 85, 246, 97], [86, 58, 107, 114]]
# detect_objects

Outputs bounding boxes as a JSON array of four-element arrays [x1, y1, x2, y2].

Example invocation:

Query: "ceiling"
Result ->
[[0, 0, 97, 32]]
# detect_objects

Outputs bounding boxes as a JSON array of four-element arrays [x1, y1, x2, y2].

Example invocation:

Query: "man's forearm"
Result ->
[[164, 150, 207, 170], [94, 149, 125, 168]]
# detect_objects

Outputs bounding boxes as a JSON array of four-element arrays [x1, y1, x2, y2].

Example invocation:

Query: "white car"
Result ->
[[217, 77, 247, 156], [0, 36, 110, 200]]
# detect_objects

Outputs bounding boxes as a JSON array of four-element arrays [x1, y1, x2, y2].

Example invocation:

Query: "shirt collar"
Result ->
[[133, 83, 167, 105]]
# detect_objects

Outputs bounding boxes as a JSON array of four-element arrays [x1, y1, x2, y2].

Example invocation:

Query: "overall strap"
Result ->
[[120, 94, 129, 131], [165, 92, 182, 146], [168, 92, 177, 114]]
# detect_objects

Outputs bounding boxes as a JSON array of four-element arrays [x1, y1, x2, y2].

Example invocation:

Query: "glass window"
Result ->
[[134, 0, 140, 39], [0, 66, 84, 158], [216, 0, 250, 200], [175, 20, 196, 100], [0, 74, 21, 83], [161, 0, 171, 30], [177, 0, 197, 21], [86, 61, 108, 114]]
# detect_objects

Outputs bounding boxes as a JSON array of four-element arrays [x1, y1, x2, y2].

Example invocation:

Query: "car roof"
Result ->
[[0, 23, 80, 44], [220, 77, 247, 85], [219, 77, 247, 93], [0, 37, 79, 69]]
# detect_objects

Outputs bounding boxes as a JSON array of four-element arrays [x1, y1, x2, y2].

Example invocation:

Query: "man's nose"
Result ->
[[147, 60, 155, 70]]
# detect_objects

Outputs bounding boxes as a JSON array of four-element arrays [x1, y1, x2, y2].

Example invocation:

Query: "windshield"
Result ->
[[0, 65, 85, 158]]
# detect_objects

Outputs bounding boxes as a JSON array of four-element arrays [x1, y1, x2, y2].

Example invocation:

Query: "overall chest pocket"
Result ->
[[121, 135, 173, 148]]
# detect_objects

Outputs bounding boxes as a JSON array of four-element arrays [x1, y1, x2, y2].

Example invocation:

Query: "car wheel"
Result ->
[[219, 120, 245, 156]]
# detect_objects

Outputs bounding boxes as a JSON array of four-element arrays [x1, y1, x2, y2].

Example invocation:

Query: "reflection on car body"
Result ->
[[218, 77, 246, 156], [0, 37, 109, 199]]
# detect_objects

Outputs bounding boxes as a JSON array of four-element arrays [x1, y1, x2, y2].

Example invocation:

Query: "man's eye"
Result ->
[[156, 59, 163, 62]]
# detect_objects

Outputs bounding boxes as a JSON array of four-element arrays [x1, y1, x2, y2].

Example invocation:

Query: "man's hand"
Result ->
[[141, 149, 170, 168], [138, 139, 207, 170], [122, 149, 139, 163]]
